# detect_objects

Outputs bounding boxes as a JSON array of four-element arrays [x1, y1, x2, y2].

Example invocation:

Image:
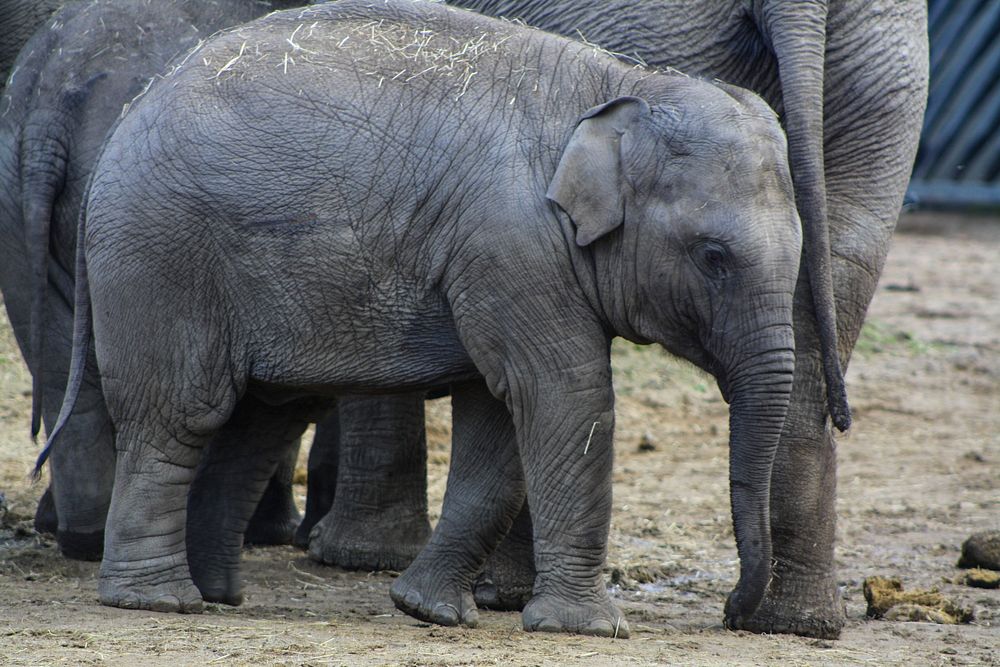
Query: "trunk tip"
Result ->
[[723, 558, 772, 629]]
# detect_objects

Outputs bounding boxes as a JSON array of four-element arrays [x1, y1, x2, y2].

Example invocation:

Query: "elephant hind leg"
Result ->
[[97, 349, 241, 613], [98, 418, 216, 614], [474, 500, 535, 611], [293, 412, 339, 550], [243, 439, 303, 547], [33, 487, 57, 535], [187, 396, 310, 605]]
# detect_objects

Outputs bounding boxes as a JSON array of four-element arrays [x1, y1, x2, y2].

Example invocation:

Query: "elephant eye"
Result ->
[[689, 239, 731, 281]]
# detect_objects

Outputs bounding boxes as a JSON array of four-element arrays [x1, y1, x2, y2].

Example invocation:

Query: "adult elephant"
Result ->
[[0, 0, 310, 558], [446, 0, 929, 639]]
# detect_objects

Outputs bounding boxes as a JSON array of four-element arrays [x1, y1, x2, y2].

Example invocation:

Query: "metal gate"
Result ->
[[906, 0, 1000, 207]]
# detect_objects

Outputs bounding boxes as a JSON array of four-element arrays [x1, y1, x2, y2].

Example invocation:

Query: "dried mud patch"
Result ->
[[1, 211, 998, 666]]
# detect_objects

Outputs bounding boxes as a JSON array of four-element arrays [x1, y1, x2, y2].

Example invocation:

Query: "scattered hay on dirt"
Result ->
[[863, 576, 974, 624], [608, 564, 674, 590]]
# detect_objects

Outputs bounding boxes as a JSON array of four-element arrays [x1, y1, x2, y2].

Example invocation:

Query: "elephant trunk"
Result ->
[[720, 345, 795, 627], [754, 0, 851, 432]]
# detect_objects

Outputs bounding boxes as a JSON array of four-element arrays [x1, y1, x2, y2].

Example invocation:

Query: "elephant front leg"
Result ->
[[187, 397, 310, 605], [308, 393, 430, 571], [98, 421, 209, 613], [391, 379, 523, 627], [516, 387, 628, 639]]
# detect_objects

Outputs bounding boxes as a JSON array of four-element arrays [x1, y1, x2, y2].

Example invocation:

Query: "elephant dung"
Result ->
[[954, 568, 1000, 590], [862, 576, 973, 624], [957, 531, 1000, 570]]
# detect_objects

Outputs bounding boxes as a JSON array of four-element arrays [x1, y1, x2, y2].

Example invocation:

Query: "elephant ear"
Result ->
[[547, 96, 651, 247]]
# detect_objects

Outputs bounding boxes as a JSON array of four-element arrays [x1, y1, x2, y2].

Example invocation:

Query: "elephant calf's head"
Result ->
[[547, 79, 802, 624]]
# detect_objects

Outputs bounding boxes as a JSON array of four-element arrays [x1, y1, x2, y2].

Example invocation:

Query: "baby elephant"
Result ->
[[57, 0, 801, 637]]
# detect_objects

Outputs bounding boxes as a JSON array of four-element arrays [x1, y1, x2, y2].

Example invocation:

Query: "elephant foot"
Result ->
[[57, 529, 104, 561], [308, 510, 431, 571], [33, 488, 58, 535], [243, 489, 301, 547], [473, 545, 535, 611], [390, 566, 478, 628], [193, 578, 242, 606], [189, 558, 243, 606], [728, 571, 845, 639], [243, 512, 300, 547], [293, 512, 319, 550], [98, 560, 203, 613], [523, 590, 630, 638]]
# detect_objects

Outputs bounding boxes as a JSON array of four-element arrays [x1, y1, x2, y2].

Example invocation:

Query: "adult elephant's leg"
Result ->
[[44, 278, 116, 559], [308, 393, 430, 571], [243, 437, 302, 546], [391, 379, 524, 627], [1, 255, 115, 559], [293, 411, 339, 549], [187, 396, 310, 605], [737, 0, 929, 639], [473, 500, 535, 611], [33, 487, 57, 534], [45, 368, 115, 561], [738, 301, 844, 638]]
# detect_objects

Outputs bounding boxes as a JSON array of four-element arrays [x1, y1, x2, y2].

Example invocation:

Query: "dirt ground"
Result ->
[[0, 211, 997, 666]]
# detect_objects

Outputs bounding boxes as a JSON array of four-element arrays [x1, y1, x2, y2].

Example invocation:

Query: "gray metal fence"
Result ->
[[907, 0, 1000, 207]]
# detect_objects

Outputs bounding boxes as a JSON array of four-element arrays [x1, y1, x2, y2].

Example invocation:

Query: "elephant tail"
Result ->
[[21, 73, 107, 451], [754, 1, 851, 432], [22, 107, 71, 443], [33, 135, 96, 476]]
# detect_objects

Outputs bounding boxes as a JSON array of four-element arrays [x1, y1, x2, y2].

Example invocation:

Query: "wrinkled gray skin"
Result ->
[[297, 393, 433, 571], [66, 0, 802, 636], [0, 0, 308, 559], [0, 0, 70, 540], [0, 0, 63, 95], [444, 0, 929, 638]]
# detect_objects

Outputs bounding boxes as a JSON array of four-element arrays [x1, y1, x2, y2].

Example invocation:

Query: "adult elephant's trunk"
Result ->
[[753, 0, 851, 432], [720, 347, 796, 626]]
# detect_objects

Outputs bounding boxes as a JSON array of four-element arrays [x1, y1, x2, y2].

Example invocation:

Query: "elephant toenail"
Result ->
[[584, 619, 615, 637], [403, 590, 423, 609], [148, 595, 176, 613], [434, 603, 460, 626], [526, 616, 562, 633]]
